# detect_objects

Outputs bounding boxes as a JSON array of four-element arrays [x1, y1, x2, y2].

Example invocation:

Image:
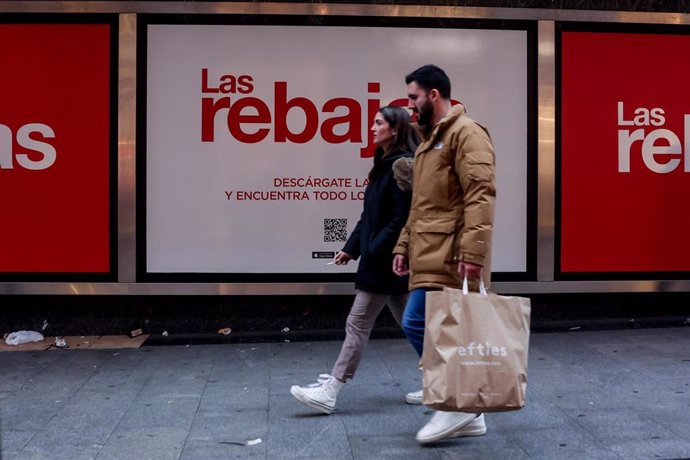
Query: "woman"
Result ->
[[290, 106, 419, 414]]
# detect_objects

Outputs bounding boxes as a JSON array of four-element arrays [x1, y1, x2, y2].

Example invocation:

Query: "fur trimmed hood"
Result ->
[[392, 156, 414, 192]]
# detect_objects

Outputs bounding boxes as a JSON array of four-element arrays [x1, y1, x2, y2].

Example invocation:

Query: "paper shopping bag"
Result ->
[[422, 280, 531, 412]]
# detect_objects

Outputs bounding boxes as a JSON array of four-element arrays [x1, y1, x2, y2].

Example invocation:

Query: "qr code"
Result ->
[[324, 218, 347, 242]]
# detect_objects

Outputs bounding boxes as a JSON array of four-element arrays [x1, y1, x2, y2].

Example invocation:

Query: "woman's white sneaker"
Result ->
[[290, 375, 344, 415]]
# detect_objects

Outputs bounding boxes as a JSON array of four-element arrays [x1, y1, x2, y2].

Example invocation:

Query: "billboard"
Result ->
[[559, 25, 690, 277], [0, 20, 116, 279], [141, 18, 534, 279]]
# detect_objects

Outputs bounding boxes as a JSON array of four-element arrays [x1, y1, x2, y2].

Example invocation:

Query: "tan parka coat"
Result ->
[[393, 104, 496, 290]]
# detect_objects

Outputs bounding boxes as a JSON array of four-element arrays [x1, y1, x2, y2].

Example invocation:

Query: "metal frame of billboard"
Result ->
[[0, 2, 689, 295]]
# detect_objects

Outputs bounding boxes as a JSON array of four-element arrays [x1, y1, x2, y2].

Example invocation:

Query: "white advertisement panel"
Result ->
[[145, 24, 529, 274]]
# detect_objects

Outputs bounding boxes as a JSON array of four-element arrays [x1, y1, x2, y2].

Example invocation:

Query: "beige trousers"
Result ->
[[331, 290, 408, 382]]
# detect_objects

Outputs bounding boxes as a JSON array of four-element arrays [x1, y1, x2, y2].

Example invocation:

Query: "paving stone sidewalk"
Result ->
[[1, 327, 689, 459]]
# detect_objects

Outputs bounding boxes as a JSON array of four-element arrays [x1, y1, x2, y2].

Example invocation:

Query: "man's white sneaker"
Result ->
[[415, 410, 477, 444], [290, 375, 344, 415], [405, 389, 423, 405], [448, 413, 486, 438]]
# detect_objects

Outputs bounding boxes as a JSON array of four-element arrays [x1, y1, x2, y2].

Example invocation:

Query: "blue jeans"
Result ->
[[402, 288, 438, 357]]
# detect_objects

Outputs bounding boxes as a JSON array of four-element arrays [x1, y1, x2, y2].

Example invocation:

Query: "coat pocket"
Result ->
[[465, 151, 494, 182], [410, 219, 457, 274]]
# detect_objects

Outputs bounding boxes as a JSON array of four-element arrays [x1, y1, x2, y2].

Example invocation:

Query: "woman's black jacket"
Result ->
[[342, 149, 413, 295]]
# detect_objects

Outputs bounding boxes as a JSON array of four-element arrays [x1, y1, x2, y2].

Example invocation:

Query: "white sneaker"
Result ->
[[415, 410, 478, 444], [405, 389, 423, 405], [290, 375, 344, 415], [307, 374, 332, 388], [448, 413, 486, 438]]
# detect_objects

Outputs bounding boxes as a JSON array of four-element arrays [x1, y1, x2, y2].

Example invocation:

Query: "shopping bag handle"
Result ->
[[462, 276, 488, 296]]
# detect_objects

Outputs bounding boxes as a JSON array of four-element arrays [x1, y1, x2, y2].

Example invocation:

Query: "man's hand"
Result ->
[[334, 251, 352, 265], [393, 254, 409, 276], [459, 261, 483, 280]]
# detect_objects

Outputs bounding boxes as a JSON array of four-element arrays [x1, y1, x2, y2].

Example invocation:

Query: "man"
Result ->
[[392, 64, 496, 444]]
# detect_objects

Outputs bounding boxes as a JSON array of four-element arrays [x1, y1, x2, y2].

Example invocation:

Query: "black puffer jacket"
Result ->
[[343, 149, 413, 295]]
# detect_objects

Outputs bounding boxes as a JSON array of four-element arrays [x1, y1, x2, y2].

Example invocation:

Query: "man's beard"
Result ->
[[416, 100, 434, 127]]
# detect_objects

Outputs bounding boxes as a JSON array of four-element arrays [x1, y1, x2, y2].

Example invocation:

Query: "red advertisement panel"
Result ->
[[560, 31, 690, 273], [0, 24, 112, 273]]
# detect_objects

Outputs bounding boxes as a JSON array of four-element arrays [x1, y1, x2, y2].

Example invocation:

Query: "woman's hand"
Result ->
[[334, 251, 353, 265]]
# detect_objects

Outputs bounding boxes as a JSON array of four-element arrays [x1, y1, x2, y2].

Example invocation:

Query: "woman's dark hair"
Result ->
[[368, 106, 420, 182]]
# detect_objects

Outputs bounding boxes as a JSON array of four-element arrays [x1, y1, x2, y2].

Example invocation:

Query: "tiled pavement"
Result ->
[[1, 327, 689, 459]]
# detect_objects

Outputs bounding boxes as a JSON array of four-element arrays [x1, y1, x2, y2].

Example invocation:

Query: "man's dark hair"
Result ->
[[405, 64, 451, 99]]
